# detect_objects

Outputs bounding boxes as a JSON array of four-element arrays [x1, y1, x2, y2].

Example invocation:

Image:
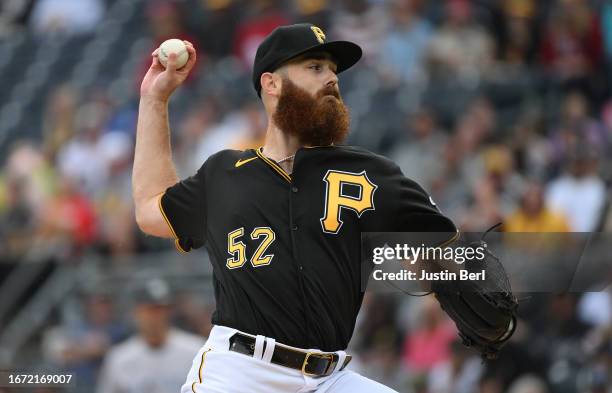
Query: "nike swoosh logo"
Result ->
[[235, 157, 258, 168], [429, 196, 437, 206]]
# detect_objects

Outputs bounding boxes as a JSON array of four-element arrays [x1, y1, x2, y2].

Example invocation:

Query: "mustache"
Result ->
[[316, 85, 340, 100]]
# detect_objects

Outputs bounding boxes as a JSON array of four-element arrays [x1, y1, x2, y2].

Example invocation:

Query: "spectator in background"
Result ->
[[230, 100, 268, 151], [292, 0, 331, 32], [42, 85, 78, 162], [427, 339, 483, 393], [402, 296, 456, 374], [43, 291, 128, 391], [481, 144, 524, 216], [331, 0, 389, 64], [352, 294, 402, 355], [429, 133, 471, 220], [465, 96, 497, 138], [172, 98, 221, 176], [232, 0, 289, 70], [1, 177, 35, 255], [184, 0, 241, 59], [509, 121, 551, 181], [546, 147, 606, 232], [539, 0, 604, 99], [542, 293, 592, 341], [585, 350, 612, 393], [390, 108, 447, 191], [427, 0, 494, 84], [457, 176, 504, 231], [456, 97, 497, 188], [436, 98, 501, 224], [147, 1, 195, 44], [483, 2, 539, 126], [478, 326, 548, 393], [359, 337, 409, 392], [29, 0, 104, 36], [378, 0, 433, 84], [496, 0, 538, 65], [38, 175, 98, 253], [97, 279, 204, 393], [504, 181, 570, 233], [533, 294, 592, 393], [56, 94, 119, 197], [503, 181, 571, 264], [4, 141, 56, 215], [350, 294, 408, 391], [94, 130, 135, 256], [548, 91, 606, 175], [96, 190, 136, 256], [173, 291, 215, 338], [191, 100, 265, 169], [0, 141, 57, 255]]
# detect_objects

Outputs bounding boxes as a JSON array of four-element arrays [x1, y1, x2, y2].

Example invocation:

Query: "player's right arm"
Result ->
[[132, 41, 196, 238]]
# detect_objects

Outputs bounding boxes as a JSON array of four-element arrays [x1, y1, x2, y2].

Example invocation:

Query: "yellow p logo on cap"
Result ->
[[310, 26, 326, 44]]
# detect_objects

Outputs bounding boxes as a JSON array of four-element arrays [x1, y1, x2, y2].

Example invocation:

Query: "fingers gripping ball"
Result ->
[[158, 39, 189, 69]]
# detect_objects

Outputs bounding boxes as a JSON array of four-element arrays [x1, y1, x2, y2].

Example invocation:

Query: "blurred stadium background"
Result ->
[[1, 0, 611, 392]]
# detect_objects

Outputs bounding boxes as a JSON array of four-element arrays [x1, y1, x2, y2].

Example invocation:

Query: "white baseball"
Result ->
[[157, 39, 189, 69]]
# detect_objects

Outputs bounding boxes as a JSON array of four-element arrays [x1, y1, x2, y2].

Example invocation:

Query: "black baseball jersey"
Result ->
[[160, 146, 457, 351]]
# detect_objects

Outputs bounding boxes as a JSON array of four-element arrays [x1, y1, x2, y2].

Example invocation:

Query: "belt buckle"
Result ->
[[301, 352, 336, 377]]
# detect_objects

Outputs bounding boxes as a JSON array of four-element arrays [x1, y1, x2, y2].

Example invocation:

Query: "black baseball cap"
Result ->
[[253, 23, 362, 97]]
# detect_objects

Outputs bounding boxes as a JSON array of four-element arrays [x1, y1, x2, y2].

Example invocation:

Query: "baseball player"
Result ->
[[97, 279, 205, 393], [132, 24, 514, 393]]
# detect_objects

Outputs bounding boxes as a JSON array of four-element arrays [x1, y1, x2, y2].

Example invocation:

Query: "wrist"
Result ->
[[140, 94, 169, 106]]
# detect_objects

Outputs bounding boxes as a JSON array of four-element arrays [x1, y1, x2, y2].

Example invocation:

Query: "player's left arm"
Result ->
[[389, 168, 459, 292], [390, 166, 517, 359]]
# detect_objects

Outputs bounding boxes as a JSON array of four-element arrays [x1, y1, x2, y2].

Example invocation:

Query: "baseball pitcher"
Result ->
[[132, 24, 516, 393]]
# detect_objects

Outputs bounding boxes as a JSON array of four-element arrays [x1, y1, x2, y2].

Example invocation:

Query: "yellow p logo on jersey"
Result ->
[[310, 26, 326, 44], [320, 170, 378, 234]]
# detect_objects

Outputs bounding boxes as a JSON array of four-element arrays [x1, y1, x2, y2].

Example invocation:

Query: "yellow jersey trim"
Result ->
[[439, 228, 460, 248], [255, 147, 291, 183], [157, 192, 189, 254]]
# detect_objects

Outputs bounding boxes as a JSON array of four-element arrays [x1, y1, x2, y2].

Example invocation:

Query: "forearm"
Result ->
[[132, 97, 179, 215]]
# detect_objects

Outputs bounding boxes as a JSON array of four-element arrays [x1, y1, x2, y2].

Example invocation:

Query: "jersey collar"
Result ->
[[255, 147, 292, 183]]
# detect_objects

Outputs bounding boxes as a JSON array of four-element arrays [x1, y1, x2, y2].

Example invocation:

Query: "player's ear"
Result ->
[[261, 72, 282, 98]]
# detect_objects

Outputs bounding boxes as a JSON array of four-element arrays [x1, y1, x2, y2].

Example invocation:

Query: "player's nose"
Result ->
[[325, 69, 338, 87]]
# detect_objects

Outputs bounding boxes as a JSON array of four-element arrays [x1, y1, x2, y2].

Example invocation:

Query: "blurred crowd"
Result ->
[[1, 0, 612, 392]]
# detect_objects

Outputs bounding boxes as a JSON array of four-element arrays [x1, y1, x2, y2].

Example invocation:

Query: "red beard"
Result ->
[[273, 77, 350, 146]]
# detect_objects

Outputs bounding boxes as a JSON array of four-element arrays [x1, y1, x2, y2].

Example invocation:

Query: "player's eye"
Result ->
[[309, 64, 322, 71]]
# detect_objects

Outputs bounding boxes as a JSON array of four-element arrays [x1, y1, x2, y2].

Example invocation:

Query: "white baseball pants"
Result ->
[[181, 325, 397, 393]]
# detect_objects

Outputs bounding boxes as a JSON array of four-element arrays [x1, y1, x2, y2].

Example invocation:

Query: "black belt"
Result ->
[[228, 333, 352, 378]]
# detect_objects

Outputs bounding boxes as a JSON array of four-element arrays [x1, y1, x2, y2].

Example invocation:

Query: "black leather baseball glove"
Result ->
[[432, 224, 518, 360]]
